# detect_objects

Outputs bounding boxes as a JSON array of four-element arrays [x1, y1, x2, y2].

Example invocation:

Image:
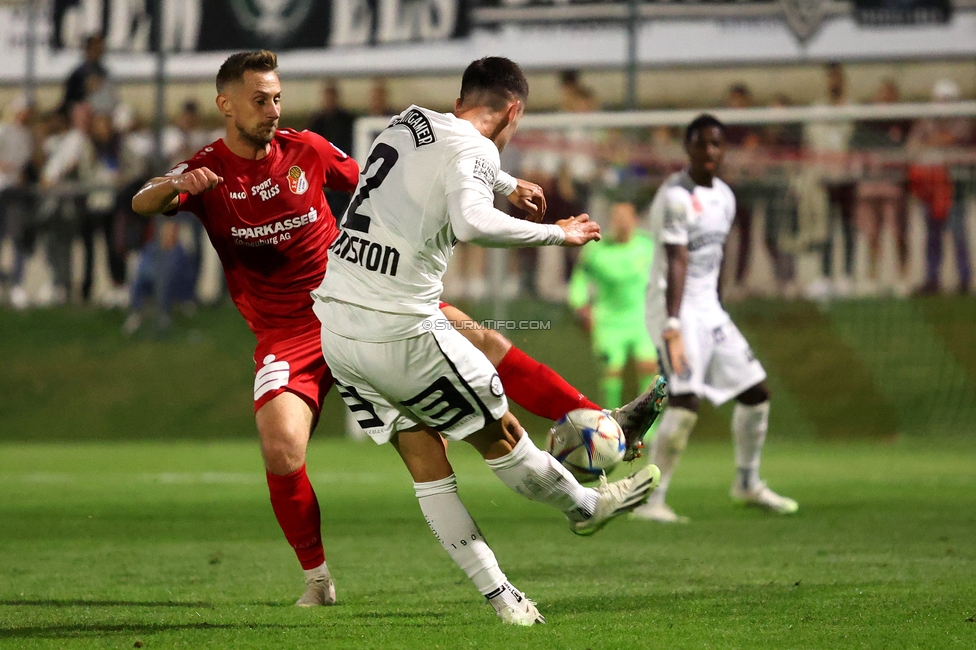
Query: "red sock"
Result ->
[[266, 464, 325, 570], [496, 346, 601, 421]]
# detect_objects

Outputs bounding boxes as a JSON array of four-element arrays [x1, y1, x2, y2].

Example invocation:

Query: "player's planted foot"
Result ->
[[610, 375, 668, 462], [630, 500, 690, 524], [487, 582, 546, 626], [295, 567, 336, 606], [730, 480, 798, 514], [571, 464, 661, 536]]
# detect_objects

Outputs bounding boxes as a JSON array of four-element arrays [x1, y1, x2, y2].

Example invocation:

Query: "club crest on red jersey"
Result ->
[[287, 166, 309, 195]]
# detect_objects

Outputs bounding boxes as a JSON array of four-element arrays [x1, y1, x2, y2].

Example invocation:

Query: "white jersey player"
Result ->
[[312, 58, 660, 626], [633, 114, 798, 524]]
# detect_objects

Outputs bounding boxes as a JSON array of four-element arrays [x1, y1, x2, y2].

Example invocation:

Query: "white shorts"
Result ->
[[657, 312, 766, 406], [320, 312, 508, 444]]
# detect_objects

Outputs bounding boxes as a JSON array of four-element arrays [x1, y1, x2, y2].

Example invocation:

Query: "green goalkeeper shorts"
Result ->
[[593, 321, 658, 371]]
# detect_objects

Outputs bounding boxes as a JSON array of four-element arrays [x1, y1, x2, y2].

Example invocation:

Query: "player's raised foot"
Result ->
[[608, 375, 668, 462], [487, 582, 546, 626], [571, 464, 661, 536], [295, 575, 336, 607], [730, 481, 798, 515], [629, 500, 690, 524]]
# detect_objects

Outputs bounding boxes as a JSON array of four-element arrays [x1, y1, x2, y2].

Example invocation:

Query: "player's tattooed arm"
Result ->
[[132, 167, 223, 216], [664, 243, 691, 378]]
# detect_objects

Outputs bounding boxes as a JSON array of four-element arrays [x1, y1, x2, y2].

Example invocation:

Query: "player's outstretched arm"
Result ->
[[447, 186, 564, 248], [556, 214, 601, 247], [132, 167, 223, 216]]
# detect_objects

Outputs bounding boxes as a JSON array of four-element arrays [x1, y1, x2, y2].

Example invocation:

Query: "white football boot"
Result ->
[[571, 464, 661, 536], [730, 480, 798, 514], [487, 583, 546, 626], [295, 575, 336, 606], [630, 500, 690, 524]]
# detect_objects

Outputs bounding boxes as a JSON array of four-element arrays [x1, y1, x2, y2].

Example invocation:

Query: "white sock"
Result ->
[[646, 407, 698, 506], [485, 433, 598, 522], [414, 475, 507, 597], [485, 581, 529, 613], [732, 401, 769, 490], [303, 562, 331, 583]]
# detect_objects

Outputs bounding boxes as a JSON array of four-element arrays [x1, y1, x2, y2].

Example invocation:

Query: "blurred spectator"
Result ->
[[81, 113, 126, 304], [124, 216, 198, 334], [39, 103, 96, 305], [0, 96, 37, 309], [60, 34, 114, 116], [723, 83, 769, 295], [171, 100, 216, 159], [763, 94, 803, 150], [367, 78, 393, 116], [724, 83, 761, 149], [852, 78, 911, 294], [308, 80, 355, 156], [803, 62, 856, 298], [559, 70, 598, 113], [308, 81, 356, 218], [908, 79, 973, 294]]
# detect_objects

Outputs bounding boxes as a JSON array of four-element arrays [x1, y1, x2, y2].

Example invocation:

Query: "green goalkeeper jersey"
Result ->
[[568, 231, 655, 331]]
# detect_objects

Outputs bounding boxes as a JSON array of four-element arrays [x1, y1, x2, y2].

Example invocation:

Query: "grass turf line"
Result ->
[[1, 437, 974, 649]]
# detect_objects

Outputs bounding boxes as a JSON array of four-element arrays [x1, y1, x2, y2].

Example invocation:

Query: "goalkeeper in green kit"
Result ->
[[569, 201, 660, 410]]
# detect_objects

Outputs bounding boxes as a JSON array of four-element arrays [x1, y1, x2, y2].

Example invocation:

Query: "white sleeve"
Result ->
[[448, 186, 564, 248], [493, 170, 518, 196], [659, 189, 689, 246]]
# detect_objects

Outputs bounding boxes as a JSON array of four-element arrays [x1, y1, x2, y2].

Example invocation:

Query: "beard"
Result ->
[[236, 120, 277, 149]]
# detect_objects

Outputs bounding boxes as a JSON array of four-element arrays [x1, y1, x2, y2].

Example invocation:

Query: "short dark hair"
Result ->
[[685, 113, 725, 143], [216, 50, 278, 93], [459, 57, 529, 111]]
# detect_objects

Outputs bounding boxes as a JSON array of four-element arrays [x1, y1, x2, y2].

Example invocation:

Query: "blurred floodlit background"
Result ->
[[0, 0, 973, 443]]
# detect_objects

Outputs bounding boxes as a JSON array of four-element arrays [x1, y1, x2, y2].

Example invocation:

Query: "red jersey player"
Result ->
[[133, 50, 664, 608]]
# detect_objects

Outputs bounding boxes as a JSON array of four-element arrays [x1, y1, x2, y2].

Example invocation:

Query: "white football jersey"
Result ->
[[313, 105, 550, 341], [645, 170, 736, 326]]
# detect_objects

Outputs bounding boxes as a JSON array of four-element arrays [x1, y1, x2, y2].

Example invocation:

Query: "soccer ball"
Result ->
[[546, 409, 626, 483]]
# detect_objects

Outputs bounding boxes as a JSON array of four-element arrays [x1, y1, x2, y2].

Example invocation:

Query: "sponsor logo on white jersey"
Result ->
[[473, 157, 495, 187]]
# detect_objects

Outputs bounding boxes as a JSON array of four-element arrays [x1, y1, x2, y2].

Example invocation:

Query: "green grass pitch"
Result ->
[[1, 439, 975, 648], [1, 298, 974, 648]]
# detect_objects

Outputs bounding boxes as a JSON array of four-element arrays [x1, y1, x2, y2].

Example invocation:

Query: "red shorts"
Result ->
[[252, 324, 334, 416]]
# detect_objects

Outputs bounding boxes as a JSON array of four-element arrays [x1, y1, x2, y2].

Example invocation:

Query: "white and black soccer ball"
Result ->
[[546, 409, 626, 483]]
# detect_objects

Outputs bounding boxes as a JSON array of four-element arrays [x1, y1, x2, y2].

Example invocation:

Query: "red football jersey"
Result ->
[[170, 129, 359, 334]]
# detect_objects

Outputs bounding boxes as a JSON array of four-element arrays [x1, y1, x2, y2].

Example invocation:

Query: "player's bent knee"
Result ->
[[256, 393, 313, 475], [261, 436, 307, 475], [465, 415, 522, 460], [463, 327, 512, 367], [736, 382, 770, 406], [668, 393, 700, 412]]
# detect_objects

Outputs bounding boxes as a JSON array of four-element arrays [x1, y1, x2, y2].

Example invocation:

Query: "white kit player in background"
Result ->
[[633, 114, 798, 524], [312, 58, 660, 625]]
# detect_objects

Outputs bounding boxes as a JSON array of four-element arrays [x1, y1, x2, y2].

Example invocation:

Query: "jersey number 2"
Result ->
[[341, 143, 399, 234]]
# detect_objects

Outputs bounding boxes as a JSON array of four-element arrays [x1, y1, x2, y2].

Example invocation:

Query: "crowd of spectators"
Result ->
[[1, 49, 973, 320], [494, 64, 975, 303]]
